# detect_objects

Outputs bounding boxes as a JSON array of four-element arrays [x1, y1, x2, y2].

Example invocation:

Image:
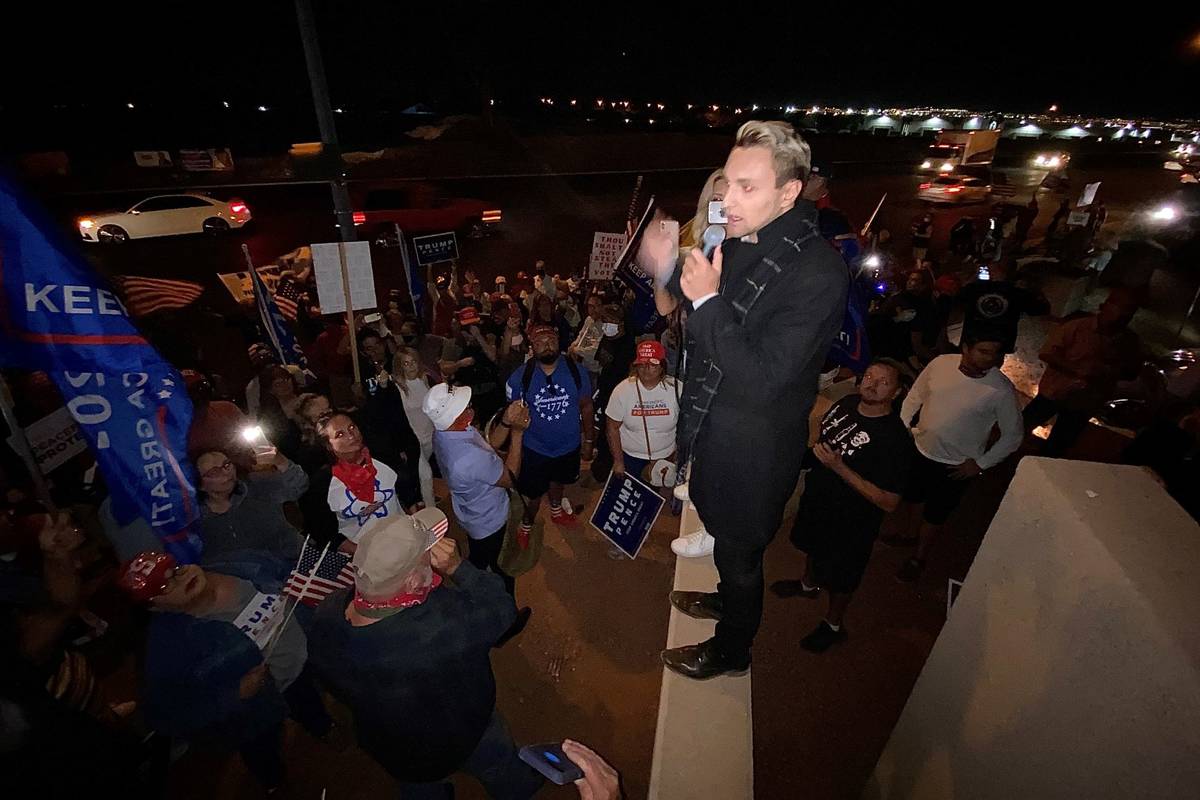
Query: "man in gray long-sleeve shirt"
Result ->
[[889, 328, 1023, 583]]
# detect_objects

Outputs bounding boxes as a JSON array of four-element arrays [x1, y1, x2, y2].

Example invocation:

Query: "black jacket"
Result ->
[[674, 201, 848, 541]]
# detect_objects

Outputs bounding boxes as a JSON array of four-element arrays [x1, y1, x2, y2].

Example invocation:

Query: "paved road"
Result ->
[[47, 157, 1196, 358]]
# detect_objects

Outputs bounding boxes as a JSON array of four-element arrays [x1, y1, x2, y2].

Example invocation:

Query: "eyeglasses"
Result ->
[[201, 461, 234, 479]]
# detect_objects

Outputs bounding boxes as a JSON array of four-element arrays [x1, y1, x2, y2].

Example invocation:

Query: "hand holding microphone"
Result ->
[[680, 223, 726, 303]]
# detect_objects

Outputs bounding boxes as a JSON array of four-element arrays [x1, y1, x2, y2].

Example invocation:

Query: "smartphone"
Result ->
[[363, 312, 383, 324], [708, 200, 728, 224], [518, 743, 584, 785], [365, 377, 378, 395]]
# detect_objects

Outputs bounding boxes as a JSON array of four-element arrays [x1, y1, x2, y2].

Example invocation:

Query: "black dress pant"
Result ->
[[712, 534, 768, 663], [468, 524, 516, 597]]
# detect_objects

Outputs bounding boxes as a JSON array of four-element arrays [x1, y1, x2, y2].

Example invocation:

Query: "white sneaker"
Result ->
[[671, 528, 715, 558], [673, 482, 689, 502], [560, 497, 574, 515]]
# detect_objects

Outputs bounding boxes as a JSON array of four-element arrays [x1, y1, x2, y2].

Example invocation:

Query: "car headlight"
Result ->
[[939, 162, 953, 171], [921, 160, 932, 169], [1150, 205, 1178, 222], [78, 219, 95, 229], [1048, 157, 1060, 168], [1034, 155, 1046, 165]]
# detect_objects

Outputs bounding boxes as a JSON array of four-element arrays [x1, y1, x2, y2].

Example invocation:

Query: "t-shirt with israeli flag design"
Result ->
[[505, 357, 593, 457], [327, 458, 403, 543]]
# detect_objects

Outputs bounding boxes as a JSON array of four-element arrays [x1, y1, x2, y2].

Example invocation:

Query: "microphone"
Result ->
[[701, 224, 726, 260]]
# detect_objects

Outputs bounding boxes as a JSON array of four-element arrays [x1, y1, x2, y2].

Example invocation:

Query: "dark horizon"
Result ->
[[7, 4, 1200, 121]]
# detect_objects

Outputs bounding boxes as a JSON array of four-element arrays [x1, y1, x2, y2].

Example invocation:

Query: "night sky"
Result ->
[[6, 3, 1200, 119]]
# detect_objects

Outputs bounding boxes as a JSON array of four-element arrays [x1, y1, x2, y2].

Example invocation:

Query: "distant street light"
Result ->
[[126, 103, 135, 109], [258, 105, 268, 112], [222, 101, 230, 108]]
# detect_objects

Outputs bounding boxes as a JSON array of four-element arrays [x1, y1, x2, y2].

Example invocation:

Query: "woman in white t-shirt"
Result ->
[[394, 347, 436, 509], [317, 412, 406, 553], [605, 339, 678, 483]]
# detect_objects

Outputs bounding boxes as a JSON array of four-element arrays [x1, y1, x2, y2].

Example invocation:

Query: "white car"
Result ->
[[918, 175, 991, 204], [78, 194, 251, 243]]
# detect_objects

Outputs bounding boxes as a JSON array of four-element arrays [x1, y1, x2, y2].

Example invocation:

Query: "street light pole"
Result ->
[[294, 0, 363, 384], [294, 0, 356, 243]]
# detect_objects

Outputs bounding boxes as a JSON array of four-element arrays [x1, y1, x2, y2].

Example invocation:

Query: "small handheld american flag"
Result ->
[[284, 540, 356, 607]]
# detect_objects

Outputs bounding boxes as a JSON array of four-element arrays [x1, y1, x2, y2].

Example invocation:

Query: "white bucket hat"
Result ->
[[422, 382, 472, 431]]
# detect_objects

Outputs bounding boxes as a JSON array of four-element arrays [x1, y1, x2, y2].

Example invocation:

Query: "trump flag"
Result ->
[[0, 174, 202, 562]]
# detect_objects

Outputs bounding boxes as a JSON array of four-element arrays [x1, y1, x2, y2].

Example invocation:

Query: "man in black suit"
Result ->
[[640, 120, 849, 679]]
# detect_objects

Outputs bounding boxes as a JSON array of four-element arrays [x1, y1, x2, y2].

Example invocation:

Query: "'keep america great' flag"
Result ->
[[0, 174, 202, 563]]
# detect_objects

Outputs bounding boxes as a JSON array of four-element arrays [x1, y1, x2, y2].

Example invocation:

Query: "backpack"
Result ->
[[520, 356, 582, 401]]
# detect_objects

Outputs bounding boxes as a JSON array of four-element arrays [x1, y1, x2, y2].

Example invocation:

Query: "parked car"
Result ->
[[918, 175, 991, 204], [78, 194, 250, 243], [347, 183, 502, 243]]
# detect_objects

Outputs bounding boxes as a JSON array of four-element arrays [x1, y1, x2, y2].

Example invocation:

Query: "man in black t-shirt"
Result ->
[[772, 361, 913, 653], [958, 271, 1050, 354]]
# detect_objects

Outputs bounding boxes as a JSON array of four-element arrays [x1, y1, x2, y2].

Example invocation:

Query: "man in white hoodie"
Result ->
[[890, 326, 1023, 583]]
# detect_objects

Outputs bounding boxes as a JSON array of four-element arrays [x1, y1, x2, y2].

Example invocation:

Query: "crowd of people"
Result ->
[[3, 118, 1197, 797]]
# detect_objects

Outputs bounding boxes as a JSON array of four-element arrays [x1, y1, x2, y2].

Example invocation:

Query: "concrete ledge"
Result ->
[[648, 500, 754, 800], [866, 458, 1200, 799]]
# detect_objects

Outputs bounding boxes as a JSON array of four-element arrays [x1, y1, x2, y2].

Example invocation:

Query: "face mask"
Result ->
[[601, 322, 619, 337]]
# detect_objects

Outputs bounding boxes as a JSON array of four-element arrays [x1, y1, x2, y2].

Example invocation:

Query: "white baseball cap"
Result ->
[[422, 382, 472, 431]]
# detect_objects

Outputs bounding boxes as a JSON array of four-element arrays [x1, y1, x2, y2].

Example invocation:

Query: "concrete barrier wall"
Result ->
[[865, 458, 1200, 800]]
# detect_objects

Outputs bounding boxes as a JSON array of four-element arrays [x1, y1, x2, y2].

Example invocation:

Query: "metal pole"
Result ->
[[294, 0, 356, 243], [0, 373, 55, 508]]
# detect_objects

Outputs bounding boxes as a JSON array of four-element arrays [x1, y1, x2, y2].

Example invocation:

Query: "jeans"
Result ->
[[1024, 395, 1092, 457], [418, 438, 436, 509], [468, 524, 516, 597], [712, 534, 768, 664], [397, 711, 543, 800]]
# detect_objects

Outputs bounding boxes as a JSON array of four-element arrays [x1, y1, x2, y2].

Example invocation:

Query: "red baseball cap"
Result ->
[[457, 307, 482, 326], [118, 551, 177, 603], [528, 324, 558, 340], [634, 340, 667, 366]]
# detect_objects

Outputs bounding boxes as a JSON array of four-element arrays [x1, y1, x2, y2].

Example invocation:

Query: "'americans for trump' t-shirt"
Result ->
[[506, 358, 593, 457]]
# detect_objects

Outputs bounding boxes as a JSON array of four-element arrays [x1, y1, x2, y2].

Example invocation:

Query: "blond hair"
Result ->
[[734, 120, 811, 186], [689, 169, 728, 245]]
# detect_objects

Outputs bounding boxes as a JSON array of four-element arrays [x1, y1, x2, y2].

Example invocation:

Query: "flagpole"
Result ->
[[261, 534, 311, 657], [0, 373, 56, 508], [860, 192, 888, 239], [395, 224, 419, 318], [266, 539, 330, 662]]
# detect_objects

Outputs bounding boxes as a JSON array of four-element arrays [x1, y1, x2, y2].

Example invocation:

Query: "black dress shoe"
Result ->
[[661, 638, 750, 680], [495, 607, 532, 647], [669, 590, 723, 621]]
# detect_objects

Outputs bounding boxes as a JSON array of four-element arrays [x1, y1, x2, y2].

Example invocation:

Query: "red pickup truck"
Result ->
[[349, 183, 502, 242]]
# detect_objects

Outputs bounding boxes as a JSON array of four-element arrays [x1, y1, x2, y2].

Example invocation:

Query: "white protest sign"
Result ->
[[1067, 210, 1091, 228], [1078, 181, 1101, 207], [588, 232, 628, 280], [7, 406, 87, 474], [311, 242, 377, 313]]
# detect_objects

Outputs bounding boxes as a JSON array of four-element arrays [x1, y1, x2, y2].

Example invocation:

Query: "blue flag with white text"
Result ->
[[0, 174, 202, 562]]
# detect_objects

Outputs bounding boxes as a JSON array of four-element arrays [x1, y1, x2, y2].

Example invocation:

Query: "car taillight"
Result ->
[[919, 183, 931, 190], [482, 209, 502, 223], [352, 212, 366, 225], [230, 201, 249, 214]]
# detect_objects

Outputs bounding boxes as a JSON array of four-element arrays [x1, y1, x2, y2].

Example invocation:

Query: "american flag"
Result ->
[[111, 275, 205, 318], [284, 540, 356, 607], [272, 275, 304, 321]]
